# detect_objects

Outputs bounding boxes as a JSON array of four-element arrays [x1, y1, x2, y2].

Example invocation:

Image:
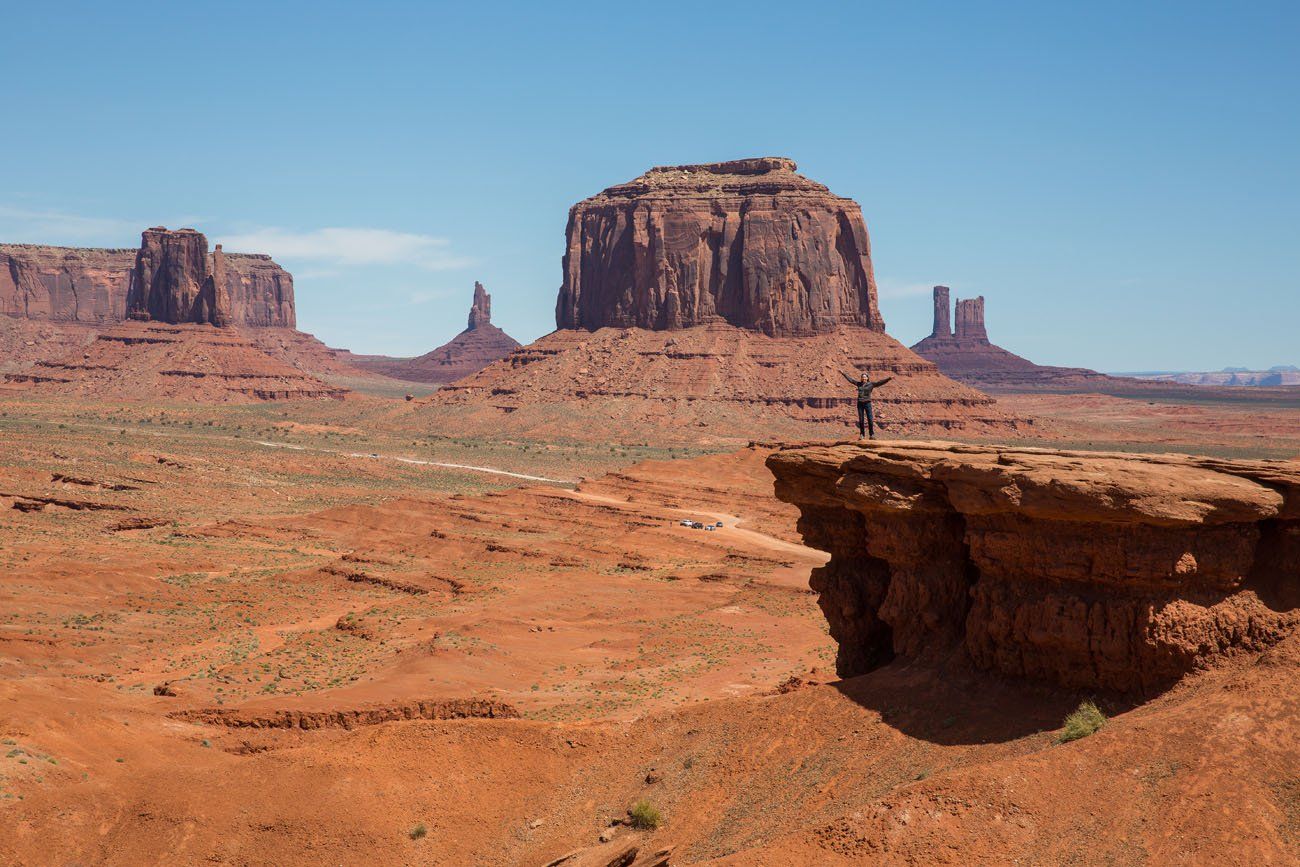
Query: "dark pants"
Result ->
[[857, 400, 875, 438]]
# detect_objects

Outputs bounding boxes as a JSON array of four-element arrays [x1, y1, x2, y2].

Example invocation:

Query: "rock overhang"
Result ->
[[768, 440, 1300, 692]]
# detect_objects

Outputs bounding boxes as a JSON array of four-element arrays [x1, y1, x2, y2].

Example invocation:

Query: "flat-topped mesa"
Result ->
[[127, 228, 230, 326], [555, 156, 885, 336], [767, 441, 1300, 693], [467, 281, 491, 330], [1, 232, 294, 328]]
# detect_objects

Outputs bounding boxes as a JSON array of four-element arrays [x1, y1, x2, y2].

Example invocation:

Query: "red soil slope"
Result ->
[[3, 322, 348, 402], [417, 323, 1029, 443]]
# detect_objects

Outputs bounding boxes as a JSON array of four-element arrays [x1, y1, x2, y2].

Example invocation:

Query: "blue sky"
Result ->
[[3, 1, 1296, 370]]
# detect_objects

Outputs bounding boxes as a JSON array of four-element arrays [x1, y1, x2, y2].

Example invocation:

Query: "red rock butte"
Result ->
[[911, 285, 1119, 390], [1, 229, 295, 329], [555, 157, 885, 336], [0, 228, 357, 401]]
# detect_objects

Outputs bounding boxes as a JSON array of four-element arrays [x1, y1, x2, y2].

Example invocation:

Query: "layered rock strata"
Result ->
[[350, 282, 521, 384], [768, 440, 1300, 693], [1, 233, 294, 328], [931, 285, 952, 337], [426, 323, 1027, 438], [4, 322, 346, 402], [555, 157, 885, 336]]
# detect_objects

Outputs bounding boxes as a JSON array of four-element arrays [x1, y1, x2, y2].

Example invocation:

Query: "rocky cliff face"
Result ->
[[128, 228, 230, 326], [555, 157, 885, 336], [1, 245, 134, 322], [768, 441, 1300, 693], [1, 233, 294, 328], [953, 296, 986, 340], [6, 321, 347, 402], [349, 281, 521, 384], [224, 253, 296, 328]]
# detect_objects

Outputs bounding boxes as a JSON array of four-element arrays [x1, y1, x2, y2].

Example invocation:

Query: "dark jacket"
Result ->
[[841, 371, 893, 401]]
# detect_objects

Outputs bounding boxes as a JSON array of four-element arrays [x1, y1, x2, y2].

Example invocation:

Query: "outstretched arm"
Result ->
[[839, 370, 860, 384], [872, 376, 893, 388]]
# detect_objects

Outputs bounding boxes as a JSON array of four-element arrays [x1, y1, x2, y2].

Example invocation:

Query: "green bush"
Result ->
[[629, 799, 662, 830], [409, 823, 427, 840], [1058, 700, 1106, 743]]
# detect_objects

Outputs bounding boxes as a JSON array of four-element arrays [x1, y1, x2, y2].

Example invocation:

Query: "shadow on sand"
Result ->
[[827, 654, 1143, 747]]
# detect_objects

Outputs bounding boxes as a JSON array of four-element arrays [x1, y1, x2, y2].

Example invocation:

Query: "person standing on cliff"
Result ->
[[840, 370, 893, 439]]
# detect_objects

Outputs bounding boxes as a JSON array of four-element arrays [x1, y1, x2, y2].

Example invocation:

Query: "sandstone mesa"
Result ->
[[1, 228, 295, 328], [556, 157, 885, 336]]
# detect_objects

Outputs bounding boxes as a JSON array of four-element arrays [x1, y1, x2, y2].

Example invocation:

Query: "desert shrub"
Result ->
[[629, 799, 662, 830], [409, 823, 427, 840], [1058, 700, 1106, 743]]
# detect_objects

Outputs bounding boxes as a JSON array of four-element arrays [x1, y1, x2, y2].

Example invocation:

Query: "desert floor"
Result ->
[[2, 387, 1300, 864]]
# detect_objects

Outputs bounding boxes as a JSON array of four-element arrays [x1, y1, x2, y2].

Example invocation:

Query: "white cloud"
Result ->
[[876, 278, 941, 299], [221, 227, 471, 271], [0, 205, 138, 246], [0, 208, 471, 275]]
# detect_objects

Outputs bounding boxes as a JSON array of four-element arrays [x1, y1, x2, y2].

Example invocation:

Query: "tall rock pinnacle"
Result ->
[[931, 285, 952, 337], [555, 157, 885, 336], [468, 281, 491, 330]]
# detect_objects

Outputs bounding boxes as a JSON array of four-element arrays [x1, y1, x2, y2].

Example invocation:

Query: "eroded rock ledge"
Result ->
[[767, 441, 1300, 693]]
